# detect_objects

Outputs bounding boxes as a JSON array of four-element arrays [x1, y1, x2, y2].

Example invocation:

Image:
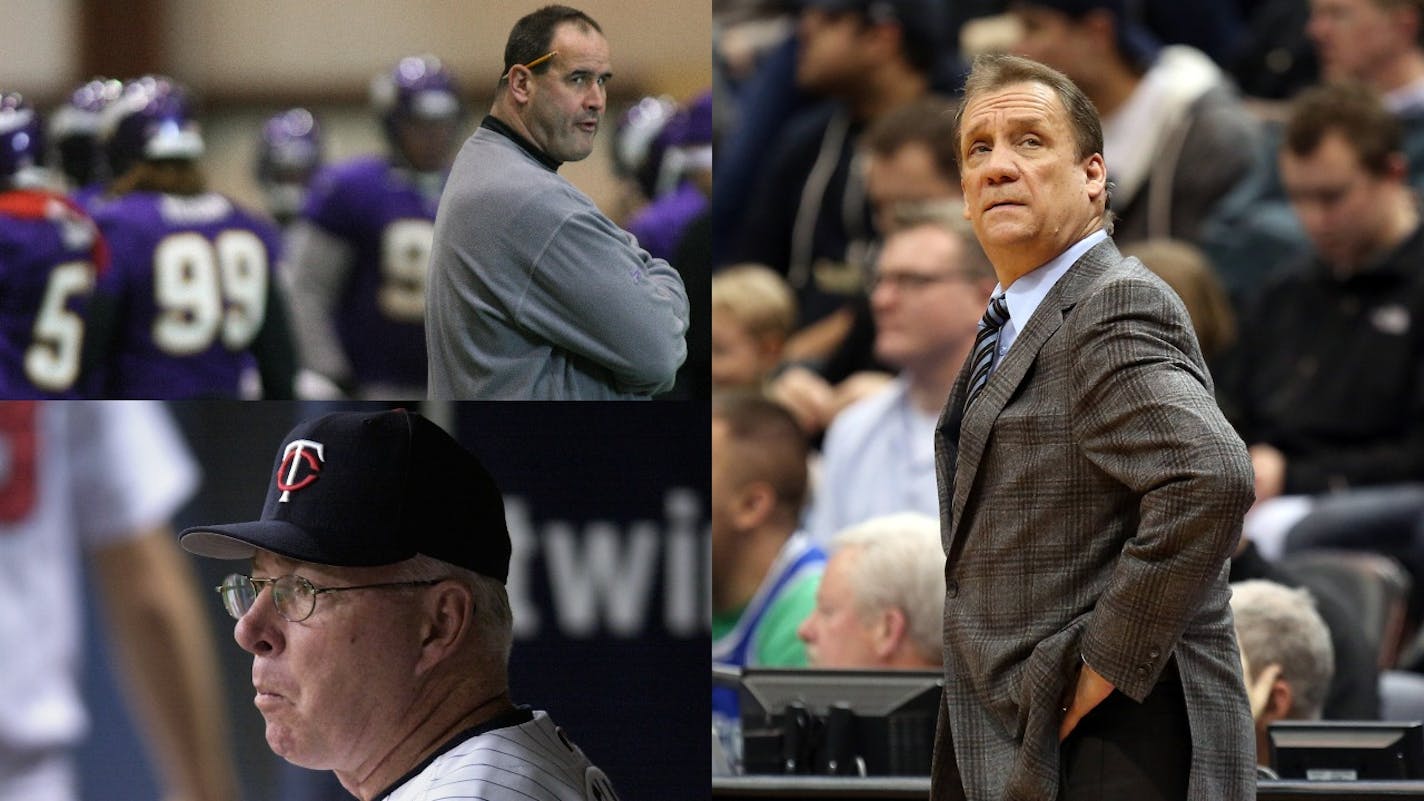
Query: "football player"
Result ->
[[81, 76, 295, 398], [50, 77, 124, 210], [253, 107, 324, 229], [0, 92, 105, 398], [283, 54, 463, 399], [626, 90, 712, 261], [607, 94, 676, 226]]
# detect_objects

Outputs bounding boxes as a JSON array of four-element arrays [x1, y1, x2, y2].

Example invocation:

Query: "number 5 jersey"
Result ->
[[0, 189, 105, 398]]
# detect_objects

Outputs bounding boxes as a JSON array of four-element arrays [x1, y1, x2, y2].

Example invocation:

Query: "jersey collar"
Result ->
[[481, 115, 561, 172], [374, 705, 535, 800]]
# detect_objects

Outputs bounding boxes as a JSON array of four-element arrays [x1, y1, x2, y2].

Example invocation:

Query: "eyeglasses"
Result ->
[[867, 271, 973, 294], [217, 573, 443, 623]]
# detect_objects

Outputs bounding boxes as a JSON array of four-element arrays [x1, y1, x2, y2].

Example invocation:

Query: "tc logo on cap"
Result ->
[[277, 439, 325, 503]]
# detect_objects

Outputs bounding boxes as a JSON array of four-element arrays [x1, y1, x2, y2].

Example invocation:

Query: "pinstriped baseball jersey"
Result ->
[[380, 709, 618, 801]]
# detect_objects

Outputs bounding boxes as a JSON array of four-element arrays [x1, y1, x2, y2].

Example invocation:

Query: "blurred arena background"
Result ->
[[4, 0, 711, 217]]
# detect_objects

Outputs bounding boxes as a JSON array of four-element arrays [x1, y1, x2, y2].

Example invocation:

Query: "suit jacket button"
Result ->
[[1148, 647, 1161, 660], [946, 580, 959, 598], [1136, 665, 1149, 677]]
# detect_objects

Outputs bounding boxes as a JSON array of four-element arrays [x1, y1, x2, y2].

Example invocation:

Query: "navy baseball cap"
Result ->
[[798, 0, 948, 63], [180, 409, 511, 583], [1013, 0, 1161, 68]]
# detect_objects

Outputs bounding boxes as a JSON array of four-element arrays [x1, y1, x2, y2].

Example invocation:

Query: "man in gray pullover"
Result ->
[[426, 5, 690, 399]]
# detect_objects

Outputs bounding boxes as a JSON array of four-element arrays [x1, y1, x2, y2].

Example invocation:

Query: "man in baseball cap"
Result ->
[[181, 408, 617, 801]]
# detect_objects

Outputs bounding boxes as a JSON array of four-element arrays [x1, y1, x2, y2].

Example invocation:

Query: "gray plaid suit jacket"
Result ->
[[929, 238, 1256, 801]]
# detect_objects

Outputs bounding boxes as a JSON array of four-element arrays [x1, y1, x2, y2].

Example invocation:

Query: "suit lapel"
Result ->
[[942, 239, 1121, 549]]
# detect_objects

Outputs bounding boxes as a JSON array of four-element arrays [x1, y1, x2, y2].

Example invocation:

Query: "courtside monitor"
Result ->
[[1270, 720, 1424, 780], [738, 668, 941, 777]]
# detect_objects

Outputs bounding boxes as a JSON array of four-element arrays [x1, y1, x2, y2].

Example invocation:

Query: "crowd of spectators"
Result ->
[[711, 0, 1424, 777]]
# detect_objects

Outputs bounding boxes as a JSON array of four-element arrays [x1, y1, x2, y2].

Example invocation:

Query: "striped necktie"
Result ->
[[965, 294, 1010, 409]]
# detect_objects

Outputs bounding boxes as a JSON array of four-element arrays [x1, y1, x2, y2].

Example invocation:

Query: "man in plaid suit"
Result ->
[[932, 53, 1256, 800]]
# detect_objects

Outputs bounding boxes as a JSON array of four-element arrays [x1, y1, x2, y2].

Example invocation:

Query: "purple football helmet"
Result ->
[[255, 107, 324, 224], [100, 75, 204, 178], [653, 90, 714, 194], [0, 92, 45, 183], [51, 77, 123, 186], [613, 95, 677, 199], [370, 55, 462, 171], [661, 91, 713, 149]]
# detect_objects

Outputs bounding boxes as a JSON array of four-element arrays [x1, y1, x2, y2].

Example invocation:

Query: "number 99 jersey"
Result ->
[[0, 189, 105, 398], [90, 191, 283, 398]]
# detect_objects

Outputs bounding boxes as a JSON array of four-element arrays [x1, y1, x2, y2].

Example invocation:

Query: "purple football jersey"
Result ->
[[92, 191, 282, 398], [626, 181, 708, 262], [301, 156, 441, 390], [71, 183, 109, 215], [0, 190, 104, 398]]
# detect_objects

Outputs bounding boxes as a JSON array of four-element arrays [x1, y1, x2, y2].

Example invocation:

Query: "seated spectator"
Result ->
[[797, 513, 945, 669], [1206, 0, 1424, 300], [711, 394, 825, 744], [730, 0, 948, 366], [1223, 83, 1424, 573], [1009, 0, 1261, 245], [1230, 538, 1380, 720], [1230, 579, 1335, 771], [861, 96, 963, 237], [1308, 0, 1424, 118], [805, 219, 994, 542], [711, 265, 797, 393], [768, 96, 965, 435]]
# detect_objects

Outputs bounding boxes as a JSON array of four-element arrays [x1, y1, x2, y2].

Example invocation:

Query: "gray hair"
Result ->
[[1230, 579, 1334, 720], [390, 554, 514, 672], [829, 513, 946, 665]]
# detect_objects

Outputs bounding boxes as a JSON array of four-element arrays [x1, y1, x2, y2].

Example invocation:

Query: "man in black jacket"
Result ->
[[1226, 82, 1424, 597]]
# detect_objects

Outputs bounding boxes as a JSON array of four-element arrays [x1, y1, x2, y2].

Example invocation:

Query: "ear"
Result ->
[[1083, 152, 1107, 201], [1262, 675, 1294, 724], [731, 480, 778, 531], [873, 606, 908, 660], [414, 580, 475, 675], [506, 66, 536, 105]]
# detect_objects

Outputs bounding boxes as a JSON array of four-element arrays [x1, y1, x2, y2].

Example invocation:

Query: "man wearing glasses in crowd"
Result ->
[[180, 409, 618, 801], [425, 5, 689, 400]]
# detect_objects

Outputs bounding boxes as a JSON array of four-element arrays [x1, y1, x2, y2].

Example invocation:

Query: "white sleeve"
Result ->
[[72, 401, 201, 549]]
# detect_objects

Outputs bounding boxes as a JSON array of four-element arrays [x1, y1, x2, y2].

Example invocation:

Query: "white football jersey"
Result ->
[[0, 402, 198, 796], [382, 710, 619, 801]]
